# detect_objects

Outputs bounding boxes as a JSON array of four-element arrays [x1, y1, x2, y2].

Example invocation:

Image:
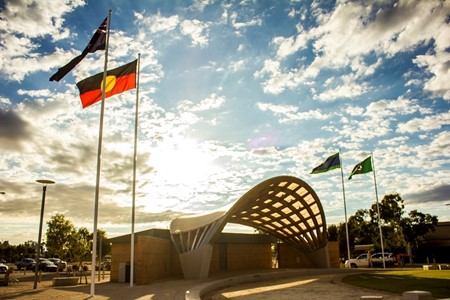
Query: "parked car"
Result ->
[[345, 253, 370, 268], [38, 259, 58, 272], [345, 252, 397, 268], [48, 258, 67, 270], [0, 263, 8, 274], [101, 257, 111, 271], [15, 258, 36, 270], [371, 252, 396, 266]]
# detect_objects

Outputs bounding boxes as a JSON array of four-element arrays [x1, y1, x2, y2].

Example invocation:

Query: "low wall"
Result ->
[[52, 277, 78, 286]]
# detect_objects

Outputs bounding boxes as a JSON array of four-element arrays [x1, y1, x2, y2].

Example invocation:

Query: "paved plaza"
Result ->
[[0, 269, 404, 300]]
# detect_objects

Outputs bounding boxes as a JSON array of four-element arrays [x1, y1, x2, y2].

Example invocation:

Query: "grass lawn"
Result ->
[[342, 270, 450, 298]]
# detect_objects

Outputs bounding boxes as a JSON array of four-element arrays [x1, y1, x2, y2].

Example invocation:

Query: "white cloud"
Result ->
[[17, 89, 52, 97], [366, 97, 432, 117], [192, 93, 225, 111], [0, 0, 83, 39], [230, 59, 245, 72], [416, 130, 450, 158], [0, 0, 84, 80], [338, 97, 436, 144], [1, 48, 66, 81], [193, 0, 214, 12], [180, 19, 209, 47], [135, 12, 179, 33], [397, 111, 450, 133], [378, 136, 409, 146], [0, 97, 11, 105], [414, 51, 450, 100], [345, 106, 364, 116], [314, 82, 368, 102], [273, 32, 309, 60], [257, 102, 329, 123], [257, 0, 450, 98], [253, 59, 304, 95], [230, 12, 262, 29], [1, 0, 449, 244], [258, 102, 297, 115]]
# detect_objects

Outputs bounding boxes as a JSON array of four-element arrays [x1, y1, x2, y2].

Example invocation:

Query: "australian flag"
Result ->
[[50, 17, 108, 82]]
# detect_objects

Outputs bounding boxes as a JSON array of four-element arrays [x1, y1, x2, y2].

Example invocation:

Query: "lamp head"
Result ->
[[36, 179, 55, 185]]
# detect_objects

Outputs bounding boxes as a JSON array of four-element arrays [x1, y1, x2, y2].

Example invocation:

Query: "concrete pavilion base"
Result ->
[[179, 243, 213, 280]]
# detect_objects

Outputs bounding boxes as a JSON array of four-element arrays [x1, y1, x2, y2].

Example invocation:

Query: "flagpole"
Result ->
[[371, 152, 386, 269], [130, 54, 141, 287], [339, 149, 351, 262], [91, 9, 111, 297]]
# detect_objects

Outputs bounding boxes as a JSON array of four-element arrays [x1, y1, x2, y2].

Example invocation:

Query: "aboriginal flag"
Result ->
[[76, 60, 137, 108], [50, 17, 108, 82]]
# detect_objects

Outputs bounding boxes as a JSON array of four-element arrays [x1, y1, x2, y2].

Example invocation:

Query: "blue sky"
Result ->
[[0, 0, 449, 245]]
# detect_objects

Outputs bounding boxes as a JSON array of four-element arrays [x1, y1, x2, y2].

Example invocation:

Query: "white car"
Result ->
[[0, 263, 8, 274], [371, 252, 396, 266], [48, 258, 67, 270], [345, 253, 370, 268], [345, 252, 396, 268]]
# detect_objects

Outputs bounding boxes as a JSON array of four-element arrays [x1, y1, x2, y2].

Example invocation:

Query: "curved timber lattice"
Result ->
[[227, 176, 327, 253]]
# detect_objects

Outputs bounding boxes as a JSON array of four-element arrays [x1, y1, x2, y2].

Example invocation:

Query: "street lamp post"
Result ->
[[33, 179, 55, 289]]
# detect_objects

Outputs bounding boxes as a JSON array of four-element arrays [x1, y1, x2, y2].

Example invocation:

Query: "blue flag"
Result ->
[[311, 152, 341, 174]]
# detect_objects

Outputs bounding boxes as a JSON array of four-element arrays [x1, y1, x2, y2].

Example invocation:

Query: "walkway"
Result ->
[[0, 268, 402, 300]]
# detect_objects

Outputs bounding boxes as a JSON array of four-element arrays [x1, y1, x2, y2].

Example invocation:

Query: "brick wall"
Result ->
[[278, 243, 314, 268], [278, 242, 340, 268], [110, 235, 182, 284], [111, 233, 340, 284], [327, 241, 340, 268], [227, 244, 272, 270]]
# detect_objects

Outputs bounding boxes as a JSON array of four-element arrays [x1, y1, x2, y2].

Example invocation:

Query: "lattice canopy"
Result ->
[[227, 176, 327, 253], [170, 176, 327, 255]]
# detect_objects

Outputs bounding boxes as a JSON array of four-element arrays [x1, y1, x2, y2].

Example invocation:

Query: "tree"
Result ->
[[340, 193, 438, 263], [369, 194, 406, 251], [46, 214, 75, 259], [0, 241, 13, 263], [373, 194, 404, 224], [96, 229, 111, 258], [348, 209, 377, 246], [400, 209, 438, 263], [68, 227, 92, 265], [327, 224, 338, 241]]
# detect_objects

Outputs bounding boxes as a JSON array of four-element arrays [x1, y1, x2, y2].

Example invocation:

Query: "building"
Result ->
[[108, 176, 341, 284], [417, 221, 450, 264]]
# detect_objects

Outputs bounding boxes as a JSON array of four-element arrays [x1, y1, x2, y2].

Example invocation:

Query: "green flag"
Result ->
[[348, 156, 372, 180]]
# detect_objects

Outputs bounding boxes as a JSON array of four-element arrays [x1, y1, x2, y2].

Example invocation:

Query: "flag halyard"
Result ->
[[311, 152, 341, 174], [77, 60, 137, 108], [348, 156, 373, 180]]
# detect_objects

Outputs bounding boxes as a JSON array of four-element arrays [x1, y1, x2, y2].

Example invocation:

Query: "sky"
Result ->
[[0, 0, 449, 246]]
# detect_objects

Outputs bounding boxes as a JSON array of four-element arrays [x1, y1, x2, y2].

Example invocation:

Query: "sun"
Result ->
[[150, 138, 216, 185]]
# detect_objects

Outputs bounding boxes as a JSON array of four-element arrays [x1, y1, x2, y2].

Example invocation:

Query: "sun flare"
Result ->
[[150, 138, 216, 184]]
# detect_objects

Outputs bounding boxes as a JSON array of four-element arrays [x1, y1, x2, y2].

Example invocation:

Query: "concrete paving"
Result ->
[[0, 268, 404, 300]]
